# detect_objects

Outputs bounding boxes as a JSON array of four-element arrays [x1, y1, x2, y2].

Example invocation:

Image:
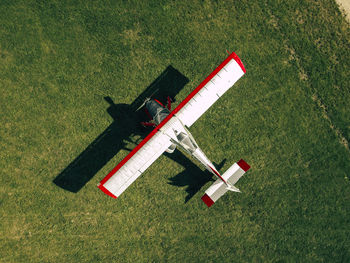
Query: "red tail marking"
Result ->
[[237, 159, 250, 172], [209, 165, 227, 184], [201, 194, 214, 207]]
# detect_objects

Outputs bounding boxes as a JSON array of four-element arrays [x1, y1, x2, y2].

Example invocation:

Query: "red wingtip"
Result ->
[[237, 159, 250, 172], [201, 194, 214, 207], [98, 184, 117, 199], [231, 52, 246, 73]]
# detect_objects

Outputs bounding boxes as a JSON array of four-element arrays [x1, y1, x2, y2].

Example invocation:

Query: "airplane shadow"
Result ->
[[165, 150, 226, 203], [53, 65, 189, 193], [53, 65, 226, 203]]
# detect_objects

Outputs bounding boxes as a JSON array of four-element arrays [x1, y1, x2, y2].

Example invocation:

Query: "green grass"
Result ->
[[1, 0, 349, 262]]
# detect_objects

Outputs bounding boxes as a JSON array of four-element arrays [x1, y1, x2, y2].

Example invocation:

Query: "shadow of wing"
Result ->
[[53, 65, 189, 193], [131, 65, 189, 111], [53, 115, 134, 192]]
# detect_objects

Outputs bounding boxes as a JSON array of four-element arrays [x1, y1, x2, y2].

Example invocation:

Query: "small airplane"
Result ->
[[98, 52, 250, 207]]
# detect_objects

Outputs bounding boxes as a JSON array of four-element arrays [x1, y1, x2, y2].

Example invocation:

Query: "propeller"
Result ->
[[136, 88, 159, 111]]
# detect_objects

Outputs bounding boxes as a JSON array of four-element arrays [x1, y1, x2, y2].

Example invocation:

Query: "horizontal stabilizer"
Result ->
[[201, 179, 228, 207], [201, 159, 250, 207]]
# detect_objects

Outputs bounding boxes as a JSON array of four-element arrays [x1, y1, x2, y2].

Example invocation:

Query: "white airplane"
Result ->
[[98, 52, 250, 207]]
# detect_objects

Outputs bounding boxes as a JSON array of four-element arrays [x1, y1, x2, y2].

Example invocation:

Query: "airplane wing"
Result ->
[[98, 129, 172, 198], [173, 52, 246, 127], [99, 52, 246, 199]]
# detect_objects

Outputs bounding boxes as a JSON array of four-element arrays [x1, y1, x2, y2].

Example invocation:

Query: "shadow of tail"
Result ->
[[166, 149, 227, 203]]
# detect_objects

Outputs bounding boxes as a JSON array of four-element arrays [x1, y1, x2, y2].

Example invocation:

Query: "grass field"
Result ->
[[1, 0, 349, 262]]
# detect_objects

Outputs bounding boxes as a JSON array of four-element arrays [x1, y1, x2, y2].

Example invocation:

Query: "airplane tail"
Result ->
[[201, 159, 250, 207]]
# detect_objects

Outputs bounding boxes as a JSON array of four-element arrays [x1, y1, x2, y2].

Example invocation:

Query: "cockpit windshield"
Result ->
[[154, 108, 170, 124], [176, 132, 197, 153]]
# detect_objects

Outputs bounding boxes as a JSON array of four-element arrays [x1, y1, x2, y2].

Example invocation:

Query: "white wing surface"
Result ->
[[99, 129, 172, 198], [174, 52, 246, 127], [99, 52, 246, 199]]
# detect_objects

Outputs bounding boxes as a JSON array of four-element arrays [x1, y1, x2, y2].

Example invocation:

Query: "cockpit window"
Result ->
[[176, 132, 197, 153], [154, 108, 170, 124]]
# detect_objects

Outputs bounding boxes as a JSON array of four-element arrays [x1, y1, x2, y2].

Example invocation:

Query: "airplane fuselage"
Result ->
[[145, 99, 226, 183], [98, 52, 248, 202]]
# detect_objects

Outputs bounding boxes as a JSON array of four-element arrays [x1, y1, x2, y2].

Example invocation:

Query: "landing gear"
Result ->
[[167, 96, 175, 111]]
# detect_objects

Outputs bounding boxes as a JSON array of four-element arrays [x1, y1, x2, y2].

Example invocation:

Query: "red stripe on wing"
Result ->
[[99, 52, 245, 192], [98, 184, 117, 199], [171, 52, 244, 116], [99, 127, 160, 185]]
